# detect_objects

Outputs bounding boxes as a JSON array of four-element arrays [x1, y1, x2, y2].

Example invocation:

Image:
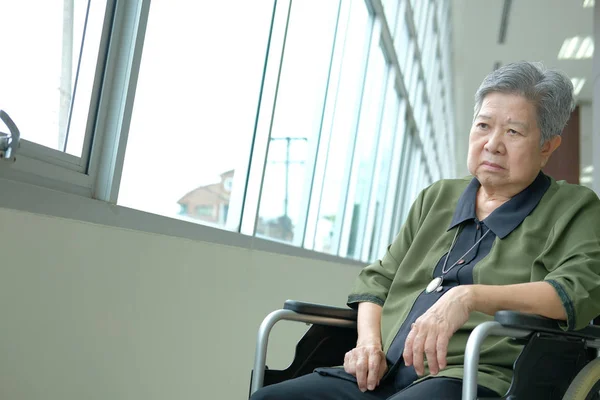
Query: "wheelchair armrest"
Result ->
[[283, 300, 358, 322], [495, 310, 600, 340]]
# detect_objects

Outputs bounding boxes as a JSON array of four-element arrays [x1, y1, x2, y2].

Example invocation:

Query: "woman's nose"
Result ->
[[484, 130, 504, 153]]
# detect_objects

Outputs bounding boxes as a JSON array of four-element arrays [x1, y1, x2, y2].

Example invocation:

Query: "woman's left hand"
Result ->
[[403, 286, 474, 376]]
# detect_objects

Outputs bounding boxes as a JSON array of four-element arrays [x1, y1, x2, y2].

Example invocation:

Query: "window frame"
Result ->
[[0, 0, 120, 198]]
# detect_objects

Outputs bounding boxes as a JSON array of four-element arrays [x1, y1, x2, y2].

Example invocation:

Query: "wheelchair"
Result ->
[[250, 300, 600, 400]]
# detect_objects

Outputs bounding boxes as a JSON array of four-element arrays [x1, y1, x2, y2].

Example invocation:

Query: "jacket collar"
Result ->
[[448, 171, 551, 239]]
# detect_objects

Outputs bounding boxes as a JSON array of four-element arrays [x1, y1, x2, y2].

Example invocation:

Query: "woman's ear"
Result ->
[[540, 135, 562, 168]]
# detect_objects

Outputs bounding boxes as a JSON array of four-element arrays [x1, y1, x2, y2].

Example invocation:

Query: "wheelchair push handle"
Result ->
[[0, 110, 20, 161]]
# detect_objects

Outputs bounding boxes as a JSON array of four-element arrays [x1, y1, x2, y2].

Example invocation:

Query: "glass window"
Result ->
[[419, 90, 429, 133], [313, 0, 372, 254], [375, 97, 407, 256], [403, 39, 416, 81], [411, 78, 423, 120], [341, 46, 388, 259], [0, 0, 108, 157], [365, 78, 401, 262], [422, 13, 436, 87], [405, 145, 424, 217], [438, 1, 449, 40], [412, 0, 423, 30], [381, 0, 399, 35], [426, 51, 439, 98], [118, 0, 274, 228], [395, 14, 410, 71], [392, 128, 415, 233], [416, 156, 427, 193], [408, 58, 420, 105], [417, 1, 431, 50], [420, 119, 430, 163], [256, 1, 340, 244]]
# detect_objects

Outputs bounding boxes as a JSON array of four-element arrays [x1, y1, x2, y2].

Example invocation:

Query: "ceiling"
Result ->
[[450, 0, 594, 176]]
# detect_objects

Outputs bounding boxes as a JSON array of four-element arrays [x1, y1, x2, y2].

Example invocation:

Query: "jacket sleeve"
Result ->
[[543, 188, 600, 331], [347, 187, 427, 309]]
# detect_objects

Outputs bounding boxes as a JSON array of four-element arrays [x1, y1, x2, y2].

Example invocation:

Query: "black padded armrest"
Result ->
[[284, 300, 358, 322], [495, 310, 600, 340]]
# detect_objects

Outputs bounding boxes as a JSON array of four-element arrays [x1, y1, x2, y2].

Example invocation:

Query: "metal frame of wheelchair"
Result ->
[[250, 300, 600, 400]]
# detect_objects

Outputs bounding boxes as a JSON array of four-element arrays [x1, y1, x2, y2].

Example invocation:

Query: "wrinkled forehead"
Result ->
[[476, 92, 538, 128]]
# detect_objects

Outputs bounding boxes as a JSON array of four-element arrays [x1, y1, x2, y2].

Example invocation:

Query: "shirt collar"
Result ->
[[448, 171, 551, 239]]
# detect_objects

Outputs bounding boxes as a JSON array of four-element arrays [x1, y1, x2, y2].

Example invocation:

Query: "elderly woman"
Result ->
[[251, 61, 600, 399]]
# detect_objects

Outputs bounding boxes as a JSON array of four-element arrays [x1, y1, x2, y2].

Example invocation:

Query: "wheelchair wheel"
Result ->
[[563, 357, 600, 400]]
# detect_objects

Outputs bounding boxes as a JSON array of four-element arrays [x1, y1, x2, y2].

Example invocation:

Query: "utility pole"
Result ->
[[269, 136, 308, 218], [269, 136, 307, 239]]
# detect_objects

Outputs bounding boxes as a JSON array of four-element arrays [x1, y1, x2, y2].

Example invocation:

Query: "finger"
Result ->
[[378, 355, 388, 381], [411, 330, 426, 376], [344, 351, 356, 375], [366, 353, 381, 391], [355, 354, 368, 392], [437, 333, 449, 371], [424, 331, 439, 375], [403, 324, 416, 366]]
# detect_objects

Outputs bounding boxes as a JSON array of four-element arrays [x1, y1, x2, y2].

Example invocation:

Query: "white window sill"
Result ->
[[0, 177, 365, 267]]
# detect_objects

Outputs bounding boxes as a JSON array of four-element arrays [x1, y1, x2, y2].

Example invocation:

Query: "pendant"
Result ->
[[426, 276, 444, 293]]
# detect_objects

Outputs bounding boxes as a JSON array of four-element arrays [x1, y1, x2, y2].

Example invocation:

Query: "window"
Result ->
[[223, 178, 233, 193], [341, 44, 388, 259], [256, 1, 340, 244], [117, 1, 274, 226], [405, 144, 424, 218], [395, 13, 410, 71], [365, 77, 403, 262], [0, 0, 459, 266], [0, 0, 108, 158], [381, 0, 400, 35], [417, 1, 432, 50], [312, 0, 372, 255], [396, 128, 417, 228], [196, 205, 215, 217]]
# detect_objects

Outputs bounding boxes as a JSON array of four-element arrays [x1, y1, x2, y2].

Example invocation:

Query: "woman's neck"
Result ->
[[476, 187, 512, 220]]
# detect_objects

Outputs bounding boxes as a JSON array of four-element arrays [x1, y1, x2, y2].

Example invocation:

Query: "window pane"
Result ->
[[378, 99, 407, 255], [367, 83, 401, 262], [406, 146, 423, 213], [381, 0, 399, 34], [343, 47, 388, 259], [395, 15, 410, 71], [256, 1, 340, 243], [118, 1, 274, 227], [397, 129, 415, 226], [313, 0, 371, 254], [0, 0, 107, 157]]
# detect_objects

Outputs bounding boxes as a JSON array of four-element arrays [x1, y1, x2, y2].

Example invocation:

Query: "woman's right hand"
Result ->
[[343, 343, 388, 392]]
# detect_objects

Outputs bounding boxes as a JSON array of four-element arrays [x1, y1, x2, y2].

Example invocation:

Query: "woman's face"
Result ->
[[467, 92, 561, 195]]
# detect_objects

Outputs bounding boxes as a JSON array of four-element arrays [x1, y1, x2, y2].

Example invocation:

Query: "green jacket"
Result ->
[[347, 176, 600, 395]]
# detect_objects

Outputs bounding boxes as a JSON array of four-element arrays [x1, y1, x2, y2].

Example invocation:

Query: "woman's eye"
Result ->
[[477, 123, 488, 129]]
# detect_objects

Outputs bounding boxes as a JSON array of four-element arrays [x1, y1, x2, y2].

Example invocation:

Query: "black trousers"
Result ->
[[250, 371, 499, 400]]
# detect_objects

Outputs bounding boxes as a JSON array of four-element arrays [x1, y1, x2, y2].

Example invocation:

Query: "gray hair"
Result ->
[[473, 61, 575, 144]]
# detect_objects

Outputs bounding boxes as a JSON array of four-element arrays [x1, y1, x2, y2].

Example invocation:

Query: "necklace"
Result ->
[[425, 225, 491, 294]]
